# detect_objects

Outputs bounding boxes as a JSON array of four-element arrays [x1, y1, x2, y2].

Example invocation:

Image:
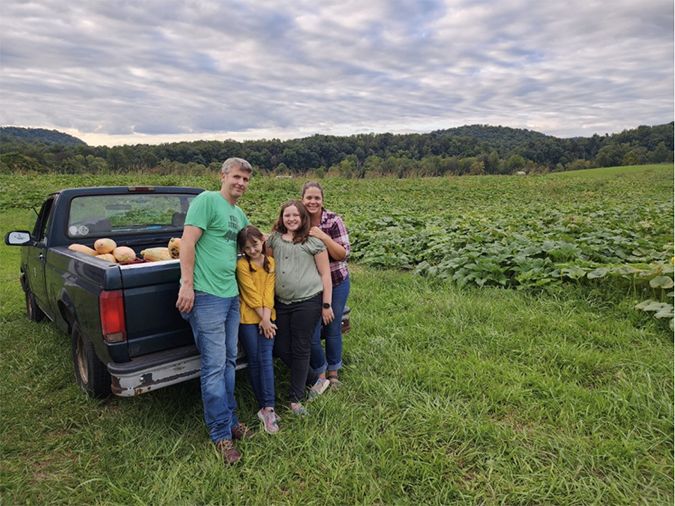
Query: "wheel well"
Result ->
[[59, 301, 75, 335]]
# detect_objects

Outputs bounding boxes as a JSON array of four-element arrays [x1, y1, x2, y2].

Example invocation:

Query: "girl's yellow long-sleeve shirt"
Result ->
[[236, 256, 276, 324]]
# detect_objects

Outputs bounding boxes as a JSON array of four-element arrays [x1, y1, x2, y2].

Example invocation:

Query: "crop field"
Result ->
[[0, 165, 673, 505], [2, 165, 672, 302]]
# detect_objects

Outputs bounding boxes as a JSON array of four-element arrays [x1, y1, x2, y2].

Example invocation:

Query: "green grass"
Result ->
[[1, 167, 673, 505]]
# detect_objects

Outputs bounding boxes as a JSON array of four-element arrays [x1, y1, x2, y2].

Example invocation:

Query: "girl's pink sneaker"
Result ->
[[257, 408, 280, 434]]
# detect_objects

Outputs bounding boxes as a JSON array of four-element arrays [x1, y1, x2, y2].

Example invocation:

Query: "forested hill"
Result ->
[[433, 124, 554, 153], [0, 127, 86, 147], [435, 124, 553, 140], [0, 122, 672, 176]]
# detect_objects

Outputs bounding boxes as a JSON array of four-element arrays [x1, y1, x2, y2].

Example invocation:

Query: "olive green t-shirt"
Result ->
[[184, 191, 250, 298], [267, 232, 326, 304]]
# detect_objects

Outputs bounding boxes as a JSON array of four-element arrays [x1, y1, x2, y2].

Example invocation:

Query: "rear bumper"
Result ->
[[108, 306, 351, 397], [108, 345, 247, 397]]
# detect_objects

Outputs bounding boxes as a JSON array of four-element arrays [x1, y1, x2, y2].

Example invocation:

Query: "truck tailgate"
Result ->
[[119, 260, 193, 357]]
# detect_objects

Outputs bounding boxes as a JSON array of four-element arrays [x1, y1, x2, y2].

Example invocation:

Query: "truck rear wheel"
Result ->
[[26, 289, 46, 322], [71, 323, 111, 398]]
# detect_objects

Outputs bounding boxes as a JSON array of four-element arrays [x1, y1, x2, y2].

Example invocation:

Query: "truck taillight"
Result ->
[[100, 290, 127, 343]]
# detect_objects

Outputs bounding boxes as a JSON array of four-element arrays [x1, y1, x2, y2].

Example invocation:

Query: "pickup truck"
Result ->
[[5, 185, 221, 399], [6, 185, 351, 399]]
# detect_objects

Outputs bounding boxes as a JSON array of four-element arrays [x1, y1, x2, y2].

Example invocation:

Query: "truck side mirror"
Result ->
[[5, 231, 32, 246]]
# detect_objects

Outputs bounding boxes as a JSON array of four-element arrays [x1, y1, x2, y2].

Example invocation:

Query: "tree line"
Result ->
[[1, 122, 672, 177]]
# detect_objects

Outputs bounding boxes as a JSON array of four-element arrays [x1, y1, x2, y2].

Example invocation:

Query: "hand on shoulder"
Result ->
[[309, 226, 326, 241]]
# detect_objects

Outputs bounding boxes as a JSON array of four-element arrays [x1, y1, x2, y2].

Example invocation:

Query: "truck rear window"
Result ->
[[67, 194, 196, 238]]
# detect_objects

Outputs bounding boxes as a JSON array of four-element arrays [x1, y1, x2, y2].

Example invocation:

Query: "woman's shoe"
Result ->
[[327, 373, 342, 391]]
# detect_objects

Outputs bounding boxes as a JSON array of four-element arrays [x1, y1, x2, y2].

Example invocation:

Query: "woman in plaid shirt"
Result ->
[[301, 181, 351, 391]]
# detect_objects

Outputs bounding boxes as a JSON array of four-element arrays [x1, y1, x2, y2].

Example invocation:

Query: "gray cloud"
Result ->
[[0, 0, 672, 145]]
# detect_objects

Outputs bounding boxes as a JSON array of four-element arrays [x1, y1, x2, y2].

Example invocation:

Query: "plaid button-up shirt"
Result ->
[[319, 209, 350, 287]]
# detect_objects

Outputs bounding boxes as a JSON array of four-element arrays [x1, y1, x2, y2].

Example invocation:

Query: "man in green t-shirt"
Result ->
[[176, 157, 253, 465]]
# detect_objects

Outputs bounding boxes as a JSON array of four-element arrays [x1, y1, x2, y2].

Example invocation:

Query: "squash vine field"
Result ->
[[1, 164, 672, 327]]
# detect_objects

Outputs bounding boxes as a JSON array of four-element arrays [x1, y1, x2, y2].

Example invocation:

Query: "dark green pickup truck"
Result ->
[[5, 186, 212, 398], [6, 186, 351, 399]]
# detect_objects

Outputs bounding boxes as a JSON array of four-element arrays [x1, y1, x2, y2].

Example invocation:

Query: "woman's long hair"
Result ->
[[237, 225, 271, 273], [271, 199, 311, 244]]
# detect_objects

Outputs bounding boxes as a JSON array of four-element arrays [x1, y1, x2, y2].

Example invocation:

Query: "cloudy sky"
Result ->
[[1, 0, 672, 147]]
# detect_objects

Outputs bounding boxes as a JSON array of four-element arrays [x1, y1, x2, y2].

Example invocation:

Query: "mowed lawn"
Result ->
[[0, 166, 673, 506]]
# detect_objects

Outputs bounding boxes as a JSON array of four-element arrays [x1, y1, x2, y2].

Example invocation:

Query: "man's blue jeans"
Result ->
[[238, 323, 275, 409], [310, 275, 350, 374], [182, 291, 240, 443]]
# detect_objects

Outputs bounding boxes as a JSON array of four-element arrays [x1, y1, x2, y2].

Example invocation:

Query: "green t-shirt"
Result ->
[[184, 191, 250, 298]]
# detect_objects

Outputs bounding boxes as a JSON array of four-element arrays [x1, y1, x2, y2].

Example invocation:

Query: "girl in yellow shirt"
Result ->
[[236, 226, 279, 434]]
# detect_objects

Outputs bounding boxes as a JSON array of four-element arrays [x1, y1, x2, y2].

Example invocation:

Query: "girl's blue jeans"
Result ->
[[310, 274, 350, 375], [182, 291, 240, 444], [238, 323, 275, 409]]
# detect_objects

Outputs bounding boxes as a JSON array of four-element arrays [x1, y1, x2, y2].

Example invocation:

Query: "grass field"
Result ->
[[1, 166, 673, 505]]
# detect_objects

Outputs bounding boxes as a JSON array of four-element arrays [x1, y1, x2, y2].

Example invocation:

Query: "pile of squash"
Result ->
[[68, 237, 180, 263]]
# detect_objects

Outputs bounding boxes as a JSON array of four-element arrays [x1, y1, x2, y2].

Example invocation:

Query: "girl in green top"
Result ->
[[266, 200, 334, 417]]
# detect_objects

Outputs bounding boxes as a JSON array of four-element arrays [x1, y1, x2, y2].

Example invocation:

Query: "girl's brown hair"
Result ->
[[237, 225, 271, 273], [271, 199, 311, 244]]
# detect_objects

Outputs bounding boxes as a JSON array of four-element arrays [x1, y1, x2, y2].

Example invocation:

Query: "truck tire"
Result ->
[[26, 289, 46, 322], [71, 323, 111, 398]]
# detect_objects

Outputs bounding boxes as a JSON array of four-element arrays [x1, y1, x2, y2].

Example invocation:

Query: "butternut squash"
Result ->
[[68, 243, 97, 256], [140, 247, 172, 262], [94, 238, 117, 254], [113, 246, 136, 264], [96, 253, 117, 263], [168, 237, 181, 259]]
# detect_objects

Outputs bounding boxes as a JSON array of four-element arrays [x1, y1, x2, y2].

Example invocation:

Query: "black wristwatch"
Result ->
[[322, 302, 331, 309]]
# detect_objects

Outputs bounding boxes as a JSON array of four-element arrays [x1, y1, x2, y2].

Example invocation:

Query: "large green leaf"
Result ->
[[561, 266, 587, 280], [639, 301, 671, 312], [587, 268, 608, 279], [650, 276, 674, 289], [654, 306, 674, 319]]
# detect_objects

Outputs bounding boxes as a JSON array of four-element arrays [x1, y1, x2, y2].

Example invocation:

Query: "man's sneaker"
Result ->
[[231, 423, 254, 440], [215, 439, 241, 465], [257, 408, 280, 434], [307, 377, 330, 401]]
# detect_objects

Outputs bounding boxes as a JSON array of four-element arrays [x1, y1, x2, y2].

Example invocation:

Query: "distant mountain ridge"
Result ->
[[0, 122, 672, 176], [0, 127, 87, 147]]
